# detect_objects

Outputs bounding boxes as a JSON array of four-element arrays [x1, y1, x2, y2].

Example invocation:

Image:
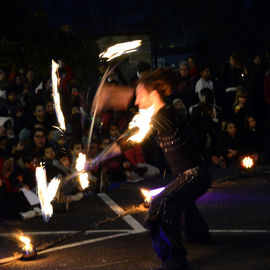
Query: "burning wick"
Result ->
[[51, 59, 66, 131], [128, 106, 154, 143], [140, 187, 165, 207], [241, 156, 254, 169], [18, 235, 37, 260], [99, 40, 142, 62], [75, 153, 89, 190], [36, 164, 61, 221]]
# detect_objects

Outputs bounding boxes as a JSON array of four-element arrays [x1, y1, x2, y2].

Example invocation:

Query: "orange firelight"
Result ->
[[241, 156, 254, 169], [18, 235, 33, 253]]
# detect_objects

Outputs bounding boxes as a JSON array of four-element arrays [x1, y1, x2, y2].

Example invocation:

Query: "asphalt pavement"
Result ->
[[1, 164, 270, 270]]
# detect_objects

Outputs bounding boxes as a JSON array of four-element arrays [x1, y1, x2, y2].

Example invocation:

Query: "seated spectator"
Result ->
[[25, 103, 50, 131], [190, 88, 223, 161], [0, 68, 11, 91], [175, 61, 198, 108], [172, 98, 189, 119], [44, 99, 58, 127], [195, 63, 215, 103], [70, 105, 83, 140], [231, 89, 253, 132], [0, 157, 34, 219], [108, 123, 160, 179], [52, 151, 83, 202], [243, 115, 265, 163], [51, 130, 68, 153], [21, 153, 39, 191], [42, 145, 56, 164], [186, 55, 199, 80], [99, 136, 143, 183], [211, 121, 243, 168], [69, 139, 84, 168], [23, 128, 48, 160]]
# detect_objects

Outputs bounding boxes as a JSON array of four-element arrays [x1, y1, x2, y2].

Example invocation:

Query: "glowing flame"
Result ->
[[51, 59, 66, 131], [241, 156, 254, 169], [75, 153, 89, 190], [36, 165, 60, 220], [128, 106, 154, 142], [18, 235, 33, 252], [99, 40, 142, 62], [140, 187, 165, 204]]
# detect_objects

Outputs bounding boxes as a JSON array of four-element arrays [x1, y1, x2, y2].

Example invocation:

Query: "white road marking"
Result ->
[[97, 193, 146, 232], [1, 229, 270, 238], [210, 229, 270, 233], [0, 229, 132, 237], [38, 230, 143, 255]]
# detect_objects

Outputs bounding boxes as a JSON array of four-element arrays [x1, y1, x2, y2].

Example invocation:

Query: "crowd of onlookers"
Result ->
[[0, 49, 270, 220]]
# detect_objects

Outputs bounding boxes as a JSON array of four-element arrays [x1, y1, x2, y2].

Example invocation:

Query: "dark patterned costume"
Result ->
[[146, 105, 212, 269]]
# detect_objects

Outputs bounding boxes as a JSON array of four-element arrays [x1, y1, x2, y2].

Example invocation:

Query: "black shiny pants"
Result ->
[[145, 167, 211, 266]]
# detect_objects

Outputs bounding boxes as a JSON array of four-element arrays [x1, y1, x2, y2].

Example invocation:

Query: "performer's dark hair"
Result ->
[[138, 68, 178, 101]]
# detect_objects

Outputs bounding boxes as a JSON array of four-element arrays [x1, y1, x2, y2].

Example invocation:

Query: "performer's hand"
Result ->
[[91, 84, 134, 116]]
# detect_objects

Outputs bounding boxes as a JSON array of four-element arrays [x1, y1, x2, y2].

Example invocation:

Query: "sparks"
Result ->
[[51, 59, 66, 131], [99, 40, 142, 62], [36, 165, 60, 221], [128, 106, 154, 142], [75, 153, 89, 190]]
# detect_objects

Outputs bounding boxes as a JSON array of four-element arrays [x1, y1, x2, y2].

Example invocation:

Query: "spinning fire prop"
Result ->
[[99, 40, 142, 62], [36, 165, 61, 221], [75, 153, 89, 190], [87, 40, 142, 154], [51, 59, 66, 131], [140, 187, 165, 207]]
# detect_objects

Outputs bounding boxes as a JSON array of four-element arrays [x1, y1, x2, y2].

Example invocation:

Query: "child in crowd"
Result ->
[[195, 64, 215, 103], [69, 139, 84, 168], [108, 123, 160, 179], [211, 121, 243, 168], [52, 151, 83, 202], [243, 115, 265, 163], [231, 90, 253, 132]]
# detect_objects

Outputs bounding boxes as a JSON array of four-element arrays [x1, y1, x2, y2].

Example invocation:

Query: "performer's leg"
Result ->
[[146, 202, 190, 269], [180, 202, 211, 243]]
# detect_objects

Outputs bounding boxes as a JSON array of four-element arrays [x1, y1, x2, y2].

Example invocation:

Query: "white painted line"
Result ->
[[210, 229, 270, 233], [97, 193, 146, 232], [38, 230, 144, 255], [2, 229, 269, 238], [0, 229, 132, 237]]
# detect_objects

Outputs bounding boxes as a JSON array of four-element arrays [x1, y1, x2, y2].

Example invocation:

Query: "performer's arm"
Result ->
[[91, 84, 135, 116]]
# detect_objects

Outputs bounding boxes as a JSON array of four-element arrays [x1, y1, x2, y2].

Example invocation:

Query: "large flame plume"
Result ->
[[75, 153, 89, 190], [99, 40, 142, 62], [51, 59, 66, 131], [128, 106, 154, 143], [36, 165, 60, 220]]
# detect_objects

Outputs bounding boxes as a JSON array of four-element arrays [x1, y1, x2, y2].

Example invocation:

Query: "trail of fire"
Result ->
[[75, 153, 89, 190], [87, 40, 142, 154], [51, 59, 66, 131], [36, 165, 61, 221]]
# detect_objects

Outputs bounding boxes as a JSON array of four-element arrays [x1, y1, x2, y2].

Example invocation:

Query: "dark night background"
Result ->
[[0, 0, 269, 83]]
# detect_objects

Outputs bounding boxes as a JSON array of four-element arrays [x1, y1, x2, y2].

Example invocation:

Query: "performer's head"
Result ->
[[135, 68, 176, 111]]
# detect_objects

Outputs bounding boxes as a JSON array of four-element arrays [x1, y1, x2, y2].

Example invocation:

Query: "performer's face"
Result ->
[[135, 83, 154, 109]]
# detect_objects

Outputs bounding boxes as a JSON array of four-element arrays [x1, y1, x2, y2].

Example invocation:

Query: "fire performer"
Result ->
[[92, 68, 211, 270]]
